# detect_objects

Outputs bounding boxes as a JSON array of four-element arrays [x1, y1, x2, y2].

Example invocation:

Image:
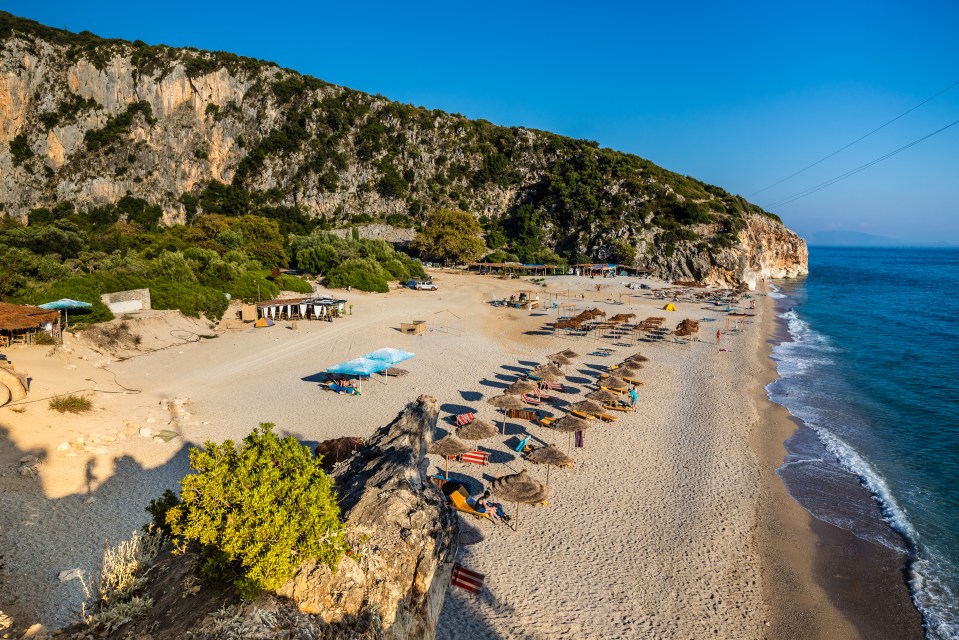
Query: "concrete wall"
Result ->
[[101, 288, 151, 314]]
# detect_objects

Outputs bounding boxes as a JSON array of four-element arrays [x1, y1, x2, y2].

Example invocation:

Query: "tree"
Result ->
[[608, 238, 637, 265], [165, 424, 346, 598], [413, 208, 486, 264]]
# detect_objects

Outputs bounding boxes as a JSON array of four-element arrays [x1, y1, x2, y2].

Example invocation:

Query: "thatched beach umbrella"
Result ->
[[586, 388, 620, 404], [569, 400, 606, 416], [554, 319, 582, 330], [551, 414, 594, 452], [456, 418, 497, 441], [588, 308, 607, 318], [548, 354, 573, 366], [626, 353, 650, 362], [604, 376, 629, 390], [531, 364, 565, 380], [490, 469, 549, 530], [429, 435, 474, 479], [458, 517, 486, 546], [506, 380, 540, 395], [526, 444, 575, 485], [613, 367, 641, 379], [487, 393, 524, 433], [609, 313, 637, 323], [555, 349, 580, 359]]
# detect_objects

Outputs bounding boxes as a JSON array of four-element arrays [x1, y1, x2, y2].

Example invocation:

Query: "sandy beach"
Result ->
[[0, 271, 910, 637]]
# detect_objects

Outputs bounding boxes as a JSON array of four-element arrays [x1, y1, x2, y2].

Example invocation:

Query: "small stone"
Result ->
[[156, 430, 178, 442], [18, 455, 38, 465], [146, 417, 156, 424], [84, 497, 96, 504], [91, 447, 108, 456], [139, 428, 152, 437], [56, 442, 69, 452], [57, 569, 84, 583]]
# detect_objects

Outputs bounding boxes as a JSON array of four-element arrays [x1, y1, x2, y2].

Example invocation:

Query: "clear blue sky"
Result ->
[[6, 1, 959, 244]]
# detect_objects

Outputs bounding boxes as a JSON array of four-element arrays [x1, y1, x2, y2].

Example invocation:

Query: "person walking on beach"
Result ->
[[629, 385, 639, 410], [716, 329, 722, 345]]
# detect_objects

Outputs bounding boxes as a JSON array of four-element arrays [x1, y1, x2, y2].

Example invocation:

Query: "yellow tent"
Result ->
[[254, 317, 275, 328], [663, 303, 677, 311]]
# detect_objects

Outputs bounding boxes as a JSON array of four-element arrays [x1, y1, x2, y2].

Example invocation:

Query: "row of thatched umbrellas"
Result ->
[[428, 348, 650, 530]]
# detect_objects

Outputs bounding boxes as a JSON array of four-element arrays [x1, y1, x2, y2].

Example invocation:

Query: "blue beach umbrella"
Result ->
[[363, 348, 415, 381], [39, 298, 93, 327], [327, 357, 390, 393]]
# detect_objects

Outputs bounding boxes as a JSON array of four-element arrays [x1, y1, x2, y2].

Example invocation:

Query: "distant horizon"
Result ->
[[2, 3, 958, 244]]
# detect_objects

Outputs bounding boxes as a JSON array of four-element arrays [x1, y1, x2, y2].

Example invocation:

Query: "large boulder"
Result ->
[[278, 394, 458, 639]]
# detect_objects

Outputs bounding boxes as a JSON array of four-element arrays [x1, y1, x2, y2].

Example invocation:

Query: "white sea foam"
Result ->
[[768, 293, 959, 639], [767, 284, 786, 299]]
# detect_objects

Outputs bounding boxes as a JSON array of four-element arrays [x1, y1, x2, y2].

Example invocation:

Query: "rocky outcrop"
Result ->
[[67, 394, 456, 640], [633, 213, 807, 289], [278, 394, 457, 638]]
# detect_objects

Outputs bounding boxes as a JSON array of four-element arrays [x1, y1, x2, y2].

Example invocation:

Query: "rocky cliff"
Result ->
[[0, 11, 807, 286], [53, 395, 457, 640]]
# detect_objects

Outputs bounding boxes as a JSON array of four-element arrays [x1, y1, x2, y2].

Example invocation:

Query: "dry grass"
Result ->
[[49, 394, 93, 414], [84, 321, 143, 350]]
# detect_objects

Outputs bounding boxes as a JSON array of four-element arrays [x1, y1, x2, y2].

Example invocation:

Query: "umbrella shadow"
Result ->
[[459, 390, 483, 402], [581, 363, 608, 372], [482, 447, 516, 465], [499, 364, 529, 375], [492, 372, 519, 383], [301, 371, 332, 383], [522, 330, 552, 336], [517, 360, 539, 367], [565, 375, 592, 385], [440, 402, 477, 416], [478, 378, 507, 390]]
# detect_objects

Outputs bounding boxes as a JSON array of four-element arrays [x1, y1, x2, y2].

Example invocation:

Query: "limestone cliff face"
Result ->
[[0, 12, 807, 286]]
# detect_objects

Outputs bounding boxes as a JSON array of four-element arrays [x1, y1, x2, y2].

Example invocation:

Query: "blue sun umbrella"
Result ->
[[39, 298, 93, 327], [362, 348, 415, 379]]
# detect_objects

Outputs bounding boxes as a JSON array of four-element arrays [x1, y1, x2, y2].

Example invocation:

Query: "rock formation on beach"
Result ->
[[0, 11, 806, 287], [59, 394, 457, 640]]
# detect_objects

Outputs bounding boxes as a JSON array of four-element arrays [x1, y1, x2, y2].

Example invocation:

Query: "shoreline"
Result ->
[[754, 285, 924, 639]]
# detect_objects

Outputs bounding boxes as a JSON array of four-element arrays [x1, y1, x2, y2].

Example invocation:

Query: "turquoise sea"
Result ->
[[768, 247, 959, 639]]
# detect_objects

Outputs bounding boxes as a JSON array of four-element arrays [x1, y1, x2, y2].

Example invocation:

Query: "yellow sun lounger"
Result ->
[[570, 410, 597, 420], [539, 416, 555, 427], [623, 377, 644, 385], [600, 386, 628, 395], [595, 412, 618, 422], [603, 403, 632, 412], [431, 476, 489, 519]]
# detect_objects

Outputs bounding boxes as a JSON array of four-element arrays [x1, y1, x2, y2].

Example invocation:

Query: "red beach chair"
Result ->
[[454, 412, 475, 427], [521, 393, 542, 406], [456, 450, 490, 466]]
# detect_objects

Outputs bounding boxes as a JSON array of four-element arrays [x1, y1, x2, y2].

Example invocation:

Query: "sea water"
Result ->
[[767, 247, 959, 639]]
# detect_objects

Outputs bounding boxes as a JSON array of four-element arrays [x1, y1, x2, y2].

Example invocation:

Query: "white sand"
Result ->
[[0, 272, 836, 636]]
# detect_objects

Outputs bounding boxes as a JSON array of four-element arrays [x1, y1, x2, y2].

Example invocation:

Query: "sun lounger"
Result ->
[[514, 435, 532, 453], [538, 416, 555, 427], [521, 393, 542, 406], [456, 450, 490, 466], [323, 382, 360, 395], [588, 350, 611, 357], [431, 476, 489, 519], [603, 403, 632, 412], [595, 412, 618, 422], [535, 392, 555, 403], [623, 377, 644, 385], [540, 381, 564, 391], [570, 410, 596, 420], [525, 373, 542, 381], [507, 408, 540, 422], [455, 412, 475, 427], [600, 386, 627, 395]]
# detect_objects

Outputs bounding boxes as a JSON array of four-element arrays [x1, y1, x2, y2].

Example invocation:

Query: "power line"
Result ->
[[749, 79, 959, 197], [765, 118, 959, 208]]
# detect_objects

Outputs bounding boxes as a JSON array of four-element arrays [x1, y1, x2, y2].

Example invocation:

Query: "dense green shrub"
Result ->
[[9, 133, 33, 166], [165, 425, 346, 598], [412, 209, 485, 264], [272, 273, 313, 293], [324, 258, 390, 293], [84, 101, 156, 152]]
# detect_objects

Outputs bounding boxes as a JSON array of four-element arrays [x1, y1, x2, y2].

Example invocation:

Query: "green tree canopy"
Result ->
[[413, 208, 486, 264]]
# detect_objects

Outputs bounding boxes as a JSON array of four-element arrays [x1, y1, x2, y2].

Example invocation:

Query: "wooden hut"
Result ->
[[0, 302, 60, 346]]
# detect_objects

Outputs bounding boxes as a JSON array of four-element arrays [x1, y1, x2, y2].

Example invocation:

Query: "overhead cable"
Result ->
[[749, 79, 959, 197]]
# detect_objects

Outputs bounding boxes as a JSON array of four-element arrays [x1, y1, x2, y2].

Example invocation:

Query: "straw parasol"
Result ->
[[506, 380, 540, 395], [588, 307, 607, 318], [554, 319, 582, 330], [548, 354, 573, 366], [490, 469, 549, 530], [614, 367, 641, 379], [487, 393, 524, 433], [608, 313, 637, 323], [526, 444, 575, 485], [568, 400, 606, 416], [458, 517, 486, 546], [551, 414, 594, 452], [456, 419, 498, 441], [626, 353, 650, 362], [558, 349, 580, 359], [586, 388, 620, 403], [604, 376, 629, 390], [531, 364, 564, 380], [429, 435, 474, 479]]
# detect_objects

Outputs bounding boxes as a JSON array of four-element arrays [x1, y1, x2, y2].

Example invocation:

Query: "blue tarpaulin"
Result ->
[[327, 357, 390, 377], [363, 348, 415, 365]]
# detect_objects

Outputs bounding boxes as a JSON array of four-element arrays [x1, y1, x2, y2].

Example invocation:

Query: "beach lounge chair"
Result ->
[[588, 350, 611, 357], [535, 391, 555, 403], [514, 435, 532, 453], [521, 393, 542, 406], [603, 403, 632, 412], [600, 386, 627, 395], [455, 412, 475, 427], [623, 377, 644, 386], [570, 410, 596, 420], [507, 408, 540, 422], [430, 476, 489, 519], [538, 416, 555, 427], [540, 381, 564, 391], [456, 450, 490, 466], [525, 373, 543, 381], [595, 412, 618, 422]]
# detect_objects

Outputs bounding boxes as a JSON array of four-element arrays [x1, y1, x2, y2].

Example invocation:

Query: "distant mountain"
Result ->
[[0, 10, 808, 286], [806, 231, 909, 247]]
